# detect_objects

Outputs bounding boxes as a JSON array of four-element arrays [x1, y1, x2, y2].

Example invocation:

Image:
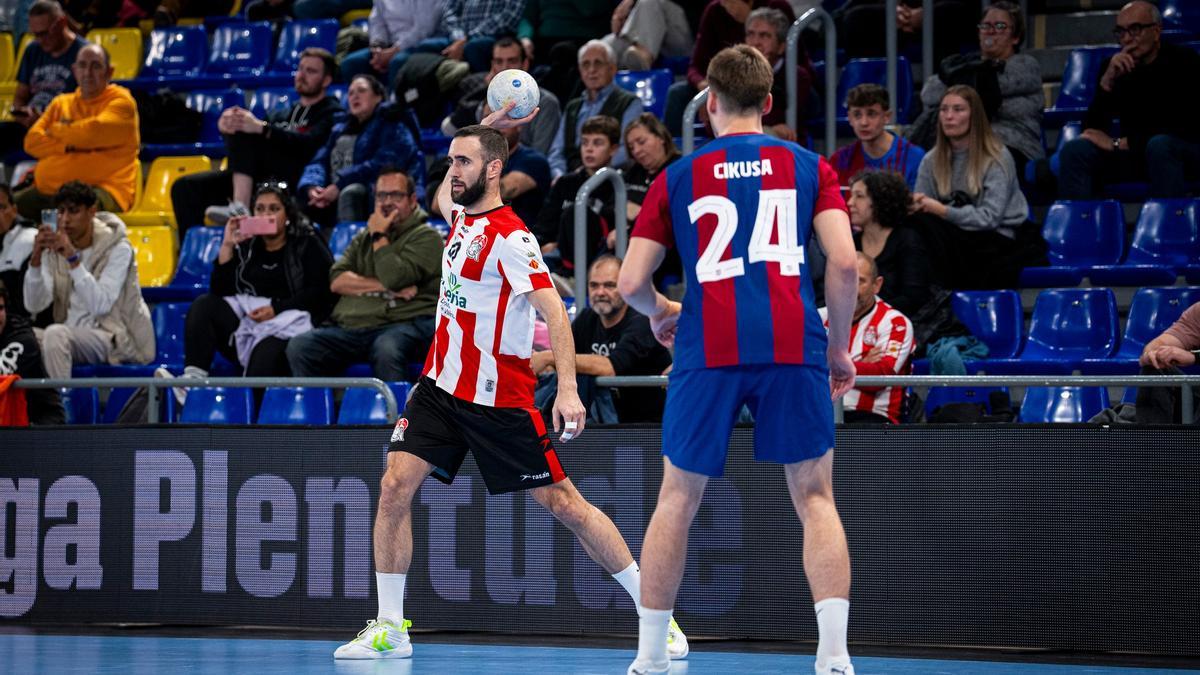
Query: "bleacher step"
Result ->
[[1033, 11, 1119, 49]]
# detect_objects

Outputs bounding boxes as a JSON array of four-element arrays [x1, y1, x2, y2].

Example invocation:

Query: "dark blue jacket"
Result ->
[[298, 101, 426, 201]]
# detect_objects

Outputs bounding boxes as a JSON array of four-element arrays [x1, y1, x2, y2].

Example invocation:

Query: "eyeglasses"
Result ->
[[1113, 22, 1157, 38], [977, 21, 1010, 32], [376, 191, 411, 202]]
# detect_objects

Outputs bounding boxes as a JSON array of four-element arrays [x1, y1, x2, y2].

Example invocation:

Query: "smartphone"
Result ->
[[41, 209, 57, 232], [238, 216, 277, 236]]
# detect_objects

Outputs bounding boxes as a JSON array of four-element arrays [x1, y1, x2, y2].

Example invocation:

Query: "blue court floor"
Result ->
[[0, 634, 1196, 675]]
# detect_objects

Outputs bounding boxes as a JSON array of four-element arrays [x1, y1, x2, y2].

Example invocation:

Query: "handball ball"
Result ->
[[487, 69, 540, 119]]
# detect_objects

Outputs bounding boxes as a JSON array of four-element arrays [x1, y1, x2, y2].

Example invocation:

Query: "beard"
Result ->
[[451, 170, 488, 207]]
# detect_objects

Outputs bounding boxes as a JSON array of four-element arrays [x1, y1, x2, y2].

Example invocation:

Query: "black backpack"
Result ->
[[133, 88, 203, 144]]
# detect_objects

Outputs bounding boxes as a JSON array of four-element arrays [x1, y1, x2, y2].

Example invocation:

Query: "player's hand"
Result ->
[[649, 300, 682, 348], [481, 101, 540, 130], [552, 388, 586, 441], [828, 347, 856, 400]]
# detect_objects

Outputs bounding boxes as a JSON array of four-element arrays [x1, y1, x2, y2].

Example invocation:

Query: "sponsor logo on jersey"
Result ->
[[521, 472, 551, 481], [713, 158, 774, 180], [439, 272, 468, 314], [864, 326, 878, 346], [528, 259, 540, 270], [391, 417, 409, 442], [467, 234, 488, 261]]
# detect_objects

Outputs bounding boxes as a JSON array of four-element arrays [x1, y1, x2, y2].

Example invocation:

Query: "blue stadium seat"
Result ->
[[1018, 386, 1110, 423], [1093, 286, 1200, 369], [101, 387, 137, 424], [1015, 288, 1120, 369], [180, 387, 254, 424], [249, 87, 296, 119], [203, 22, 273, 87], [328, 83, 348, 104], [152, 302, 189, 366], [1018, 200, 1124, 287], [836, 57, 914, 124], [257, 387, 335, 424], [270, 19, 339, 77], [337, 382, 412, 424], [138, 26, 208, 85], [614, 68, 672, 118], [950, 290, 1024, 359], [924, 385, 1010, 418], [1088, 199, 1199, 285], [60, 387, 99, 424], [1163, 0, 1200, 34], [428, 218, 450, 238], [330, 221, 366, 258], [1044, 47, 1119, 125], [143, 226, 225, 302], [142, 89, 246, 159]]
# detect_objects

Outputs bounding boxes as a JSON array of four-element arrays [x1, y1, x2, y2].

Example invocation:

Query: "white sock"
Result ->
[[183, 365, 208, 379], [612, 561, 642, 613], [634, 607, 671, 666], [376, 572, 406, 624], [814, 597, 850, 668]]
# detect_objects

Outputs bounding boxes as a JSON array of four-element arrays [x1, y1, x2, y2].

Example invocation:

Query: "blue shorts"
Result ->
[[662, 364, 835, 477]]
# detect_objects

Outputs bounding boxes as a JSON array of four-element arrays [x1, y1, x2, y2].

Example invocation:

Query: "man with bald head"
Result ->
[[16, 43, 139, 221], [1058, 0, 1200, 199]]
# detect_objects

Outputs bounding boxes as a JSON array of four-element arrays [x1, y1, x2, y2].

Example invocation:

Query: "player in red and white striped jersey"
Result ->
[[335, 106, 688, 661], [820, 253, 915, 424]]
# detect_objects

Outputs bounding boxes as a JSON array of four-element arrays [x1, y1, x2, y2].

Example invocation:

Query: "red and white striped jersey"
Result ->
[[820, 297, 915, 423], [422, 204, 554, 407]]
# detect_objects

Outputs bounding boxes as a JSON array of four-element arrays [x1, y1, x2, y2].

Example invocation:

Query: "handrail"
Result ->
[[571, 167, 627, 302], [682, 87, 707, 155], [14, 376, 400, 423], [789, 8, 837, 153], [923, 0, 934, 82], [886, 0, 899, 116]]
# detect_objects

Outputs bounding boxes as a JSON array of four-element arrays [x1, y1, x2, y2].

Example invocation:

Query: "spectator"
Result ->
[[62, 0, 120, 30], [170, 48, 344, 232], [0, 186, 37, 318], [836, 0, 977, 66], [1137, 300, 1200, 424], [518, 0, 613, 68], [603, 0, 692, 70], [0, 280, 65, 425], [535, 115, 619, 278], [820, 252, 915, 424], [663, 0, 797, 137], [443, 36, 563, 156], [430, 0, 528, 73], [150, 0, 235, 26], [619, 113, 682, 288], [907, 1, 1043, 178], [1058, 1, 1200, 199], [548, 40, 644, 181], [287, 168, 441, 382], [0, 1, 87, 158], [339, 0, 443, 85], [23, 181, 154, 380], [910, 85, 1044, 290], [482, 103, 551, 229], [743, 7, 814, 142], [297, 74, 425, 227], [243, 0, 294, 21], [17, 44, 138, 220], [846, 170, 932, 316], [532, 254, 672, 422], [157, 185, 334, 403], [831, 84, 925, 188]]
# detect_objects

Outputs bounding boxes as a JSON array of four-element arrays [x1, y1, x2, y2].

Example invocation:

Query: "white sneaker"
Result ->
[[666, 616, 688, 660], [205, 201, 247, 226], [627, 657, 670, 675], [333, 618, 413, 659], [816, 660, 855, 675], [153, 366, 188, 407]]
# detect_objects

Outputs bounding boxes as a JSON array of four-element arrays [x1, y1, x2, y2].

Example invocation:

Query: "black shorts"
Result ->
[[388, 377, 567, 494]]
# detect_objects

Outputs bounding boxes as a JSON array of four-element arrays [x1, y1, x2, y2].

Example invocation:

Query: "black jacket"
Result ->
[[210, 222, 337, 324], [0, 313, 65, 425]]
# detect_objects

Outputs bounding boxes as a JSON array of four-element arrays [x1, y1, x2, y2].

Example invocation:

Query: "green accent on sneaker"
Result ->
[[371, 632, 392, 652], [668, 617, 681, 644]]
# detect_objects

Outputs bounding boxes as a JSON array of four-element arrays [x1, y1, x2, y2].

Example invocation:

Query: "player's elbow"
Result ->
[[616, 267, 645, 300], [828, 249, 857, 281]]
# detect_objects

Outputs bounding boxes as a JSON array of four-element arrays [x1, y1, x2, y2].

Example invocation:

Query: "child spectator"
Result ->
[[830, 84, 924, 189]]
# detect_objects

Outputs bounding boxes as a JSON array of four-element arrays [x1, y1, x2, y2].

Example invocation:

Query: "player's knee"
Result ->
[[533, 483, 587, 526], [378, 468, 418, 512]]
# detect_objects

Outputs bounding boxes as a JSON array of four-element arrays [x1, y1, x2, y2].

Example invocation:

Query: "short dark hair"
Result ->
[[624, 112, 677, 158], [846, 83, 890, 111], [848, 169, 911, 230], [53, 181, 98, 209], [581, 115, 621, 145], [706, 45, 773, 115], [299, 47, 337, 79], [857, 251, 879, 280], [454, 124, 509, 169], [352, 73, 386, 98], [252, 182, 302, 230], [376, 166, 415, 195], [492, 35, 526, 61], [589, 253, 622, 276], [29, 0, 63, 18]]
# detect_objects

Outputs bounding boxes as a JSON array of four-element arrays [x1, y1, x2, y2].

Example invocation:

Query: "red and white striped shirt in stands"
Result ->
[[820, 297, 915, 423], [422, 204, 554, 407]]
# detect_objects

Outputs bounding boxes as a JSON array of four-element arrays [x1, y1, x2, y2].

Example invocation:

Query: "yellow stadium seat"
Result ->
[[0, 33, 15, 83], [123, 155, 213, 229], [0, 92, 12, 122], [127, 225, 177, 288], [16, 32, 32, 65], [341, 9, 370, 25], [87, 28, 143, 81], [229, 0, 244, 16]]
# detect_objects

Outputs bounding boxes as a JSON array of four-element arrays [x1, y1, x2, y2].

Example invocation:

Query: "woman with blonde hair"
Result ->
[[911, 84, 1044, 288]]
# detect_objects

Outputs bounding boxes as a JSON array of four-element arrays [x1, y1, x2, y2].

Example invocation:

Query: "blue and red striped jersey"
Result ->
[[632, 132, 847, 372]]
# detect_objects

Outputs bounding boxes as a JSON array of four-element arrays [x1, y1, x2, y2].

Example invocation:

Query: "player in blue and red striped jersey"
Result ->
[[619, 45, 860, 675]]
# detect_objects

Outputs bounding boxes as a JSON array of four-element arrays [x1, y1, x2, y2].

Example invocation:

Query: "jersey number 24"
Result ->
[[688, 189, 805, 284]]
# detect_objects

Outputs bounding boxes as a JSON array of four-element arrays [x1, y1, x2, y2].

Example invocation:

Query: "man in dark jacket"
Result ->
[[171, 48, 345, 231], [0, 280, 65, 425]]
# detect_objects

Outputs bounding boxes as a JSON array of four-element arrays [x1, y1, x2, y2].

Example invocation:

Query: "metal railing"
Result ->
[[14, 376, 400, 423], [682, 87, 707, 155], [790, 8, 837, 154], [887, 0, 899, 115], [572, 167, 627, 302]]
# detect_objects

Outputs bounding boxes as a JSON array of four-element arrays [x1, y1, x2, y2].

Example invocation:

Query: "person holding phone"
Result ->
[[156, 184, 335, 404]]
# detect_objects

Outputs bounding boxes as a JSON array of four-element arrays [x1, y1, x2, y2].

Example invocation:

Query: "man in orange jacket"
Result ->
[[15, 43, 139, 222]]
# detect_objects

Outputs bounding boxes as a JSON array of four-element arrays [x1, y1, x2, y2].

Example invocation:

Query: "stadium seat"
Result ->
[[1018, 386, 1110, 423], [341, 8, 371, 25], [127, 225, 178, 288], [0, 32, 15, 83], [204, 21, 273, 87], [950, 290, 1024, 362], [614, 68, 672, 118], [87, 28, 143, 80], [330, 221, 366, 258], [1044, 47, 1119, 125], [152, 301, 190, 366], [141, 88, 246, 158], [180, 387, 254, 424], [1088, 199, 1199, 285], [835, 57, 914, 124], [1015, 288, 1120, 369], [429, 218, 450, 238], [924, 385, 1010, 418], [123, 155, 214, 229], [248, 86, 295, 118], [138, 26, 208, 85], [1097, 286, 1200, 365], [100, 386, 137, 423], [1163, 0, 1200, 35], [1018, 200, 1124, 287], [337, 382, 412, 424], [269, 19, 339, 76], [143, 226, 224, 302], [60, 387, 100, 424], [257, 387, 335, 425]]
